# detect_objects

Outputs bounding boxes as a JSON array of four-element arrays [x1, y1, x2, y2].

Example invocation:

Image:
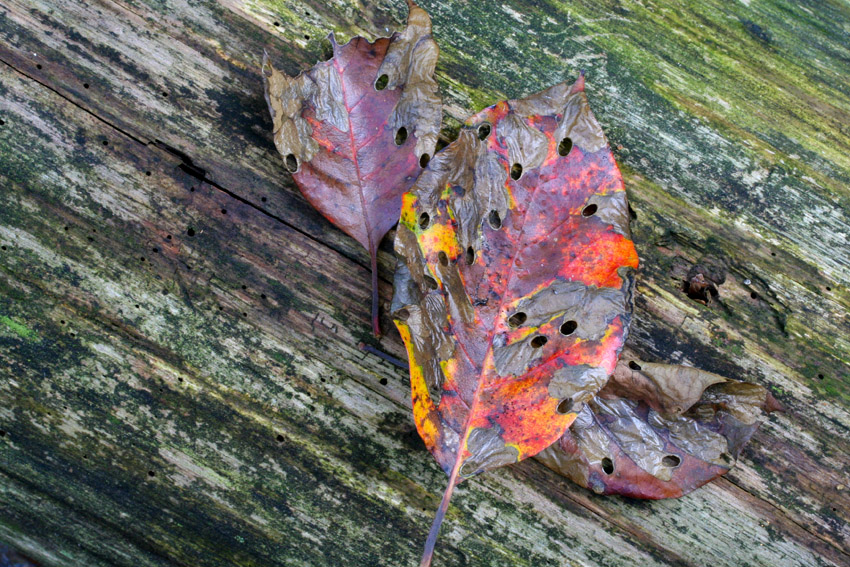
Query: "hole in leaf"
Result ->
[[628, 360, 642, 371], [601, 457, 614, 475], [419, 153, 430, 168], [510, 163, 523, 180], [418, 212, 430, 230], [284, 153, 298, 172], [375, 74, 389, 90], [582, 204, 598, 217], [662, 455, 681, 467], [488, 210, 502, 229], [438, 251, 448, 266], [557, 398, 574, 414], [477, 123, 491, 140], [395, 127, 408, 146], [558, 137, 573, 156], [396, 309, 410, 321], [530, 335, 548, 348], [508, 312, 527, 328], [424, 275, 438, 290], [559, 320, 577, 335]]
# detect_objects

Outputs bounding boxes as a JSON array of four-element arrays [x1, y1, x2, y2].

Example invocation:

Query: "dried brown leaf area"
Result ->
[[262, 1, 441, 335], [538, 359, 782, 499]]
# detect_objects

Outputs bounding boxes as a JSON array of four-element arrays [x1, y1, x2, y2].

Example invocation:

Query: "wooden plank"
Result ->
[[0, 0, 848, 565]]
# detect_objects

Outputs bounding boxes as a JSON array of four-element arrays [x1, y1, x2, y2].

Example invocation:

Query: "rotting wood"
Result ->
[[0, 0, 848, 565]]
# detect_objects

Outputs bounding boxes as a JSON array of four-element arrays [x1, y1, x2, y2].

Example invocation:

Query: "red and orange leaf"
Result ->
[[262, 1, 441, 335], [391, 75, 639, 565], [537, 359, 782, 499]]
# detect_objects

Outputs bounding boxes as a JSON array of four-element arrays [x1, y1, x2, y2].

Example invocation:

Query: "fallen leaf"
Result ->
[[537, 359, 781, 499], [262, 0, 441, 335], [391, 74, 639, 566]]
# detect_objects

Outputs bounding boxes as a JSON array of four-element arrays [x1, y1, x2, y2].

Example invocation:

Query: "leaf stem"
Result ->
[[419, 462, 461, 567], [371, 250, 381, 337]]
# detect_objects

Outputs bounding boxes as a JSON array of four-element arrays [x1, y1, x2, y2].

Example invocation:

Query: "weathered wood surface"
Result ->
[[0, 0, 848, 565]]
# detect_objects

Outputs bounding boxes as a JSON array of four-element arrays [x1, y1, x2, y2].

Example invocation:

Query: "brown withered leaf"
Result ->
[[537, 359, 782, 499], [391, 74, 639, 566], [262, 0, 441, 335]]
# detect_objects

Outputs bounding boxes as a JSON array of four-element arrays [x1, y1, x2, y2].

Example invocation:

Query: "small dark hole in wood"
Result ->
[[628, 360, 642, 371], [628, 203, 637, 220], [751, 291, 759, 299], [221, 209, 227, 215], [187, 228, 195, 236], [771, 252, 776, 256], [148, 470, 155, 477], [261, 196, 267, 202], [477, 123, 491, 140], [161, 91, 168, 97], [375, 74, 389, 90], [558, 137, 573, 156], [242, 312, 247, 317], [601, 458, 614, 474], [662, 455, 681, 467], [530, 335, 548, 348], [273, 21, 280, 26], [424, 275, 438, 290], [304, 34, 310, 40], [0, 430, 6, 437], [140, 257, 145, 262], [102, 140, 109, 146], [64, 226, 69, 231], [241, 285, 247, 290], [261, 294, 267, 299], [465, 246, 475, 265], [488, 210, 502, 229], [152, 247, 159, 253], [826, 286, 831, 291], [560, 320, 578, 336], [0, 246, 5, 251], [162, 289, 168, 295], [36, 64, 42, 69], [582, 204, 598, 217], [0, 119, 5, 126], [285, 153, 298, 172], [817, 374, 824, 380], [166, 235, 172, 240], [438, 251, 448, 266], [83, 83, 90, 89], [419, 153, 430, 168], [190, 187, 195, 192], [276, 434, 284, 442], [508, 312, 527, 328], [60, 320, 66, 325], [395, 126, 408, 146], [557, 398, 574, 414], [510, 163, 523, 180], [418, 212, 430, 230], [396, 308, 410, 321], [379, 378, 388, 386], [146, 171, 151, 176]]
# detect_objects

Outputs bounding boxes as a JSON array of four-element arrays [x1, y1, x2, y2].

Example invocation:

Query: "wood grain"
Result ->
[[0, 0, 848, 565]]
